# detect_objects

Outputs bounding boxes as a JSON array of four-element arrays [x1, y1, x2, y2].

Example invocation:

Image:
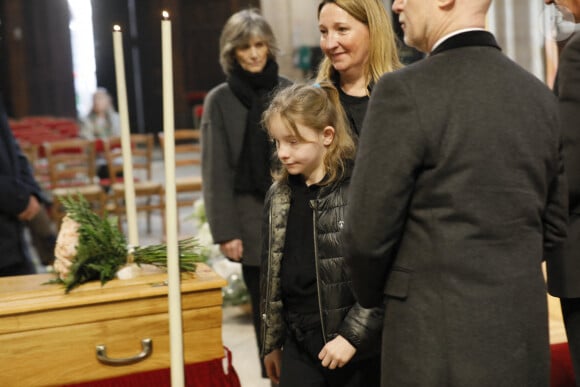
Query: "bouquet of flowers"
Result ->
[[51, 195, 205, 293]]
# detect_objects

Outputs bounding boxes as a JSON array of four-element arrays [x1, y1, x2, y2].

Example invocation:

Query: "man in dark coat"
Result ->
[[343, 0, 569, 386], [544, 0, 580, 382], [0, 96, 44, 276]]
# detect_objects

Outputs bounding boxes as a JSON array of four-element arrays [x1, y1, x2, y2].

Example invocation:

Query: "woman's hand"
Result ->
[[264, 349, 282, 384], [318, 335, 356, 369], [219, 239, 243, 261]]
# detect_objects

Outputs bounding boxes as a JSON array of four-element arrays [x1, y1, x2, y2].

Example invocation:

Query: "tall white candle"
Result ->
[[112, 25, 139, 249], [161, 11, 185, 387]]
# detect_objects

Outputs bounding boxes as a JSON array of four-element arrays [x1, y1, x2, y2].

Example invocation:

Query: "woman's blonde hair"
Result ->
[[263, 82, 356, 185], [316, 0, 402, 86], [219, 9, 278, 76]]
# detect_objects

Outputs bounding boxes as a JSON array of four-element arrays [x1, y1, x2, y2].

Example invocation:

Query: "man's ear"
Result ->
[[322, 126, 335, 146], [437, 0, 455, 10]]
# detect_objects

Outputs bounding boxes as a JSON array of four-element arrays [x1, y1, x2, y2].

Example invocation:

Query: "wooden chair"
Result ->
[[168, 128, 202, 156], [103, 133, 164, 234], [18, 141, 38, 165], [43, 138, 106, 226], [157, 129, 203, 229]]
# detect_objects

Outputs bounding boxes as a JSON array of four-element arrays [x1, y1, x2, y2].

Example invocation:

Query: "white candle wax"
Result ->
[[112, 26, 139, 249], [161, 12, 185, 387]]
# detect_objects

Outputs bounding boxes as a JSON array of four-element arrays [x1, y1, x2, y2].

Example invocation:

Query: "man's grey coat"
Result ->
[[344, 31, 568, 387], [547, 32, 580, 298], [546, 31, 580, 383]]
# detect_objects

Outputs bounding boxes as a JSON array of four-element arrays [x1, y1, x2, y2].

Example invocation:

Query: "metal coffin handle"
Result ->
[[96, 338, 153, 366]]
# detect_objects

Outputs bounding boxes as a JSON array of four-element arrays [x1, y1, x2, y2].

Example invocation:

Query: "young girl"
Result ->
[[260, 82, 383, 387]]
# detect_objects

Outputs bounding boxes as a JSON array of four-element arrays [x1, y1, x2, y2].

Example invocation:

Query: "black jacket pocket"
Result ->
[[383, 267, 411, 300]]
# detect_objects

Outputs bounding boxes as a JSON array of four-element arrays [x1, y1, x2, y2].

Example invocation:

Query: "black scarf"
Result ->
[[228, 59, 279, 198]]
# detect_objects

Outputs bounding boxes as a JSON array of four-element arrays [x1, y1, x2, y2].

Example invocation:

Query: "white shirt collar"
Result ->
[[431, 28, 487, 53]]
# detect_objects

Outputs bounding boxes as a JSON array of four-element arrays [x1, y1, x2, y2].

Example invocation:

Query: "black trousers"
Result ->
[[242, 264, 267, 378], [279, 329, 381, 387], [561, 297, 580, 386]]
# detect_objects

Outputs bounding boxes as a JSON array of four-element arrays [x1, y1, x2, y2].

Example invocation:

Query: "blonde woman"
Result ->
[[317, 0, 402, 135]]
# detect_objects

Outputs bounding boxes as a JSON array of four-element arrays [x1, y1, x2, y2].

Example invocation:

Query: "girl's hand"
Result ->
[[219, 239, 243, 261], [264, 349, 282, 384], [318, 335, 356, 369]]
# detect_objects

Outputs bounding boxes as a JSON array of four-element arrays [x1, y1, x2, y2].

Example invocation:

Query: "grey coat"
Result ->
[[344, 32, 568, 387], [201, 78, 290, 266], [547, 32, 580, 298], [260, 177, 383, 358]]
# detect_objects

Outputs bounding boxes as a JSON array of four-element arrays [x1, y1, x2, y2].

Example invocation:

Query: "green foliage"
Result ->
[[59, 195, 127, 292], [56, 194, 204, 293], [133, 237, 205, 272]]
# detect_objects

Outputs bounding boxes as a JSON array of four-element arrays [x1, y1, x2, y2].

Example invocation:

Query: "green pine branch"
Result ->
[[54, 194, 205, 293]]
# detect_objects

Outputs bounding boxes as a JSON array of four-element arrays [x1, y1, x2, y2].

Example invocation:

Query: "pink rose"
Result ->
[[53, 216, 80, 279]]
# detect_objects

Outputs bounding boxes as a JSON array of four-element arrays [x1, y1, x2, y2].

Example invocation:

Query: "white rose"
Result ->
[[53, 256, 73, 280], [53, 215, 80, 279]]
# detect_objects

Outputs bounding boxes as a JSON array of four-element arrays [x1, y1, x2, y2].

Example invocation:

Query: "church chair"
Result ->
[[43, 138, 106, 227], [103, 133, 164, 235], [157, 129, 203, 231]]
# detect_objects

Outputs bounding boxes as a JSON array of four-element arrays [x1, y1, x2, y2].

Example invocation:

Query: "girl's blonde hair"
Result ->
[[263, 82, 356, 185], [219, 9, 278, 76], [316, 0, 402, 86]]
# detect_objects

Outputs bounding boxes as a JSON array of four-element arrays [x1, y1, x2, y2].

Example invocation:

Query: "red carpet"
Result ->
[[60, 343, 574, 386], [551, 342, 576, 387], [63, 347, 240, 387]]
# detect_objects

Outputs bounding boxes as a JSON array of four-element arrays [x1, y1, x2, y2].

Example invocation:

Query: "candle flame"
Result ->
[[162, 11, 170, 20], [113, 25, 121, 32]]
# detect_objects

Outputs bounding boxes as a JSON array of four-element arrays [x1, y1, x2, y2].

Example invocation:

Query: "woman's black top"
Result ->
[[338, 87, 369, 137]]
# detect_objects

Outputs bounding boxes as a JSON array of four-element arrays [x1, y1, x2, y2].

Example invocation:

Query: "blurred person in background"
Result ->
[[80, 88, 120, 179]]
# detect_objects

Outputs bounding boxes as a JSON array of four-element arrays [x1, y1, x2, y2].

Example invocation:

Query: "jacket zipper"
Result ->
[[260, 204, 273, 356], [311, 199, 327, 343]]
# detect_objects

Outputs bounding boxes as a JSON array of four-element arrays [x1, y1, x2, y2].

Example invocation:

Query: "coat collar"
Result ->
[[430, 30, 500, 56]]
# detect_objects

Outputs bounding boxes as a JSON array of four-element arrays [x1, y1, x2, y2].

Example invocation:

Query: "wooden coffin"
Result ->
[[0, 263, 227, 386]]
